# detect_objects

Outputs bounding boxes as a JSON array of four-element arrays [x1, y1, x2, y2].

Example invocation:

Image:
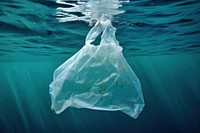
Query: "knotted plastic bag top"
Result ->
[[49, 15, 144, 119]]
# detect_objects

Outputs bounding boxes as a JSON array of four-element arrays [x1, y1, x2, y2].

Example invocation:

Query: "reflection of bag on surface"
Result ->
[[49, 19, 144, 119]]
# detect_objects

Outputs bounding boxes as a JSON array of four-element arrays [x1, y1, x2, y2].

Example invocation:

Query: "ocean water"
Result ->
[[0, 0, 200, 133]]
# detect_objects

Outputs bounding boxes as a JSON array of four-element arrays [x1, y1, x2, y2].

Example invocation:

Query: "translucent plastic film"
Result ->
[[49, 18, 144, 119]]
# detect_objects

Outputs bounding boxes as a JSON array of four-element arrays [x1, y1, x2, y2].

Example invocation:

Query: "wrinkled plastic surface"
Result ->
[[49, 19, 144, 119]]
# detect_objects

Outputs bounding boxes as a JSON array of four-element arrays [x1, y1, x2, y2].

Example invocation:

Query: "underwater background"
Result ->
[[0, 0, 200, 133]]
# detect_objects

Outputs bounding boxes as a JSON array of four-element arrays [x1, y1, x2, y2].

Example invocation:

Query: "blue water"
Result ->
[[0, 0, 200, 133]]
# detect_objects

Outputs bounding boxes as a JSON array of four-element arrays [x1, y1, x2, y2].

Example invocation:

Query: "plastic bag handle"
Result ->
[[100, 21, 119, 45], [85, 21, 104, 45], [85, 15, 119, 46]]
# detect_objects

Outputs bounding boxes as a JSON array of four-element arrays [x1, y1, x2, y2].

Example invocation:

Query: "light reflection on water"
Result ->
[[0, 0, 200, 61]]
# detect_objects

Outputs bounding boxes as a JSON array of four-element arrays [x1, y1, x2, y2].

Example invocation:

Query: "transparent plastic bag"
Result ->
[[49, 19, 144, 119]]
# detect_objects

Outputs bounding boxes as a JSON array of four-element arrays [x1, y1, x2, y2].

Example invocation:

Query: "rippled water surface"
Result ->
[[0, 0, 200, 60]]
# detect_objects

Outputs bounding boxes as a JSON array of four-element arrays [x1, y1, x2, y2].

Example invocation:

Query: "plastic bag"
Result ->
[[49, 18, 144, 119]]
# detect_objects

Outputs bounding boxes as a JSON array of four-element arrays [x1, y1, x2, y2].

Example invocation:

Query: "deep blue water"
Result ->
[[0, 0, 200, 133]]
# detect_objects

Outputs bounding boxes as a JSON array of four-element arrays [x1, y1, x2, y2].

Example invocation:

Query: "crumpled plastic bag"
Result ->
[[49, 19, 144, 119]]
